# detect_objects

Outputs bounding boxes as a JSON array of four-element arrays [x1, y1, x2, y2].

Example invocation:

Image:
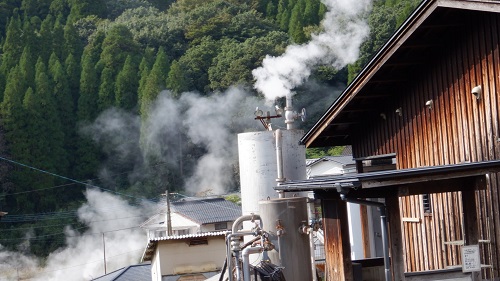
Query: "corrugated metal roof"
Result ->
[[92, 263, 151, 281], [149, 231, 227, 241], [142, 231, 227, 262], [171, 197, 241, 225]]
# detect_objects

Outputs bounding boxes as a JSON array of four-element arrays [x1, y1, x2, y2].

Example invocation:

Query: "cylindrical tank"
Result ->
[[238, 129, 306, 217], [259, 197, 312, 281]]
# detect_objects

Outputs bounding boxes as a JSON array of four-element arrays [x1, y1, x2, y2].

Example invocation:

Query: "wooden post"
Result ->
[[462, 186, 480, 281], [321, 197, 353, 281], [386, 196, 405, 281]]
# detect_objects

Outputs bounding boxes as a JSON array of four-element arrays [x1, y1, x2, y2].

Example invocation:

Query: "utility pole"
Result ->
[[102, 233, 107, 274], [165, 190, 172, 236]]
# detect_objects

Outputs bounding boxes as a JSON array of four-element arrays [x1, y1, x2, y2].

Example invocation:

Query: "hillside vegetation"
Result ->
[[0, 0, 419, 257]]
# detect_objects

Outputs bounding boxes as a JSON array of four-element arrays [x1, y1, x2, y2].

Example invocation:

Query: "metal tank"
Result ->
[[259, 197, 312, 281], [238, 129, 306, 218]]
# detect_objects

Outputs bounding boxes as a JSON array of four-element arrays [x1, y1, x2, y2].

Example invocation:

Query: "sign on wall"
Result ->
[[462, 245, 481, 273]]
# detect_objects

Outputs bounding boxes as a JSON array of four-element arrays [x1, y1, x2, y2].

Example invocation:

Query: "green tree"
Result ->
[[140, 47, 169, 117], [99, 24, 139, 76], [97, 67, 115, 111], [1, 15, 24, 76], [19, 46, 36, 90], [289, 3, 306, 43], [166, 60, 189, 95], [64, 53, 80, 105], [115, 55, 138, 111]]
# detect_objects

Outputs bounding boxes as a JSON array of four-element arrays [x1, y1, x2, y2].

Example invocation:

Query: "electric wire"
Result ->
[[0, 155, 167, 200], [0, 225, 142, 241]]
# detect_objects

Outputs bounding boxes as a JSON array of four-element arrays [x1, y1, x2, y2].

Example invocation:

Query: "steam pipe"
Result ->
[[339, 194, 392, 281], [242, 246, 264, 281], [228, 214, 262, 281], [275, 129, 285, 198], [227, 231, 257, 281], [232, 214, 261, 233], [284, 93, 294, 130]]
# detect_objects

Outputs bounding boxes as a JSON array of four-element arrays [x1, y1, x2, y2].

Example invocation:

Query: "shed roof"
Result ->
[[277, 159, 500, 197], [302, 0, 500, 148], [91, 263, 151, 281], [171, 197, 241, 225]]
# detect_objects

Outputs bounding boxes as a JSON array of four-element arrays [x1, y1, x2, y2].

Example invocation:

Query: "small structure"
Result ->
[[141, 197, 241, 281], [142, 232, 227, 281], [142, 197, 241, 238]]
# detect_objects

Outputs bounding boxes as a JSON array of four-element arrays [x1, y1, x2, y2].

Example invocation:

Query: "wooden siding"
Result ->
[[351, 11, 500, 277]]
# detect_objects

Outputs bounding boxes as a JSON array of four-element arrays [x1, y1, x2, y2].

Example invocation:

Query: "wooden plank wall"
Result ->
[[351, 12, 500, 278]]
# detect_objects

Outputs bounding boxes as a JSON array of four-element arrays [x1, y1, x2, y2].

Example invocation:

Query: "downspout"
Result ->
[[242, 246, 264, 281], [339, 194, 392, 281], [275, 129, 285, 198]]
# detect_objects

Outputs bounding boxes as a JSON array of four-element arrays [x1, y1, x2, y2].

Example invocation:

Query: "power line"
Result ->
[[0, 225, 142, 241], [0, 156, 165, 200]]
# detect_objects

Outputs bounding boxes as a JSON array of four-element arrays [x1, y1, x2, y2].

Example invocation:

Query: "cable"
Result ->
[[0, 225, 142, 241], [1, 215, 148, 231], [0, 156, 162, 200]]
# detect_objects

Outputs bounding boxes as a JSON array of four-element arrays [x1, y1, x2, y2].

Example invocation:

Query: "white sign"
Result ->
[[462, 245, 481, 272]]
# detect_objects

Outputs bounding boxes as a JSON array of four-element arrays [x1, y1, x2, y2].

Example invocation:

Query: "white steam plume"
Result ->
[[143, 87, 262, 195], [0, 188, 155, 281], [252, 0, 372, 101]]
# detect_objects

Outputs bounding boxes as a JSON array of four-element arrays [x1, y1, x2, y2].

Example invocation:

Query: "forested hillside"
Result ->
[[0, 0, 419, 257]]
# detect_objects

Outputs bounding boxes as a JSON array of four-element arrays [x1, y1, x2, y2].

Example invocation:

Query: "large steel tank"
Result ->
[[259, 197, 312, 281], [238, 129, 306, 218]]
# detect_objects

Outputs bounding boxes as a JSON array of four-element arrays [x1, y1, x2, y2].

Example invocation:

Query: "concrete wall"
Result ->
[[157, 236, 226, 276]]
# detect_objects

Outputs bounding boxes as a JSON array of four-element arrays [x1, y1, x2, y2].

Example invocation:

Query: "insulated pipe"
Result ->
[[227, 231, 258, 281], [339, 194, 392, 281], [284, 93, 295, 130], [229, 214, 262, 281], [232, 214, 262, 233], [242, 246, 264, 281], [275, 129, 285, 198]]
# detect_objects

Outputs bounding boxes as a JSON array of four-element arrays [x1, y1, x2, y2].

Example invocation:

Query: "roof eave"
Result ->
[[301, 0, 500, 148]]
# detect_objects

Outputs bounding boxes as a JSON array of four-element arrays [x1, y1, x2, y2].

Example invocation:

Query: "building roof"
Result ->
[[171, 197, 241, 225], [92, 263, 151, 281], [301, 0, 500, 148], [307, 156, 355, 167], [277, 159, 500, 197]]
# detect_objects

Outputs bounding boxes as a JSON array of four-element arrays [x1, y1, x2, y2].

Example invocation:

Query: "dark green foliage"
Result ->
[[140, 47, 169, 116], [115, 55, 139, 111], [0, 0, 418, 259]]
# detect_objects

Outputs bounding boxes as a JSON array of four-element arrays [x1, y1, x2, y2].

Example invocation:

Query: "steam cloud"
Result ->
[[253, 0, 372, 101], [1, 0, 373, 278]]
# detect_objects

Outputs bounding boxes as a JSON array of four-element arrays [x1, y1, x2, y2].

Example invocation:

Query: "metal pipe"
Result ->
[[227, 232, 259, 281], [275, 129, 285, 198], [243, 246, 264, 281], [232, 214, 262, 233], [339, 194, 392, 281], [285, 93, 295, 130], [307, 201, 318, 281], [228, 214, 262, 281]]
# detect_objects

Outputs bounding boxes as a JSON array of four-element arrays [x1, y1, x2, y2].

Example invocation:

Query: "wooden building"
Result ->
[[278, 0, 500, 280]]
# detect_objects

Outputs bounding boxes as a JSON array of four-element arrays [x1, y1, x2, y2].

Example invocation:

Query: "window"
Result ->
[[214, 222, 228, 230], [422, 194, 432, 214], [175, 229, 189, 236]]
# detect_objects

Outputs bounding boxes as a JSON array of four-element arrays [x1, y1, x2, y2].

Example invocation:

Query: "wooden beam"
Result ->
[[462, 187, 480, 281], [322, 198, 354, 281], [361, 171, 490, 189], [386, 196, 405, 281]]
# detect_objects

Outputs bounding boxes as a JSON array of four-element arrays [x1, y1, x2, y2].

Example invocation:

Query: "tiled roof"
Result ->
[[92, 263, 151, 281], [171, 197, 241, 225], [307, 156, 354, 167]]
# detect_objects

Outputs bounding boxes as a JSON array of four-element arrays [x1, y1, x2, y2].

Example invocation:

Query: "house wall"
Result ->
[[350, 10, 500, 277], [156, 236, 226, 277]]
